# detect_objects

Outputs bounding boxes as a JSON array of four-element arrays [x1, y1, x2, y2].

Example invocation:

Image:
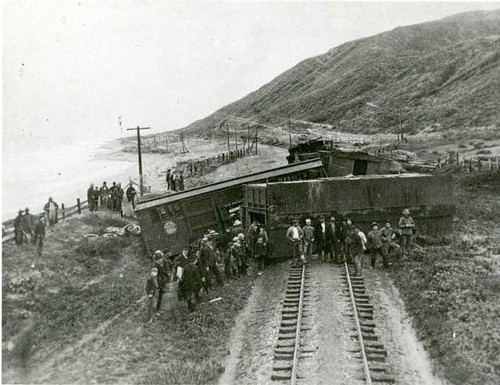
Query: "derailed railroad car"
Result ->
[[243, 174, 455, 260], [135, 159, 325, 255]]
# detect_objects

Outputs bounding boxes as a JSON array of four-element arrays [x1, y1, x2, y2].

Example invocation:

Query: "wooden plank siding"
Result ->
[[244, 174, 455, 260]]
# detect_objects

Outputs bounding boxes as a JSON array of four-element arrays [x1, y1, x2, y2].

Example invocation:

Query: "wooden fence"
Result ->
[[2, 198, 88, 244], [177, 148, 250, 177], [439, 154, 500, 173]]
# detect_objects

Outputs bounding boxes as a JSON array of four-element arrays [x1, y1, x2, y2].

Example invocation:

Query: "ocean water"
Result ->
[[2, 140, 137, 221]]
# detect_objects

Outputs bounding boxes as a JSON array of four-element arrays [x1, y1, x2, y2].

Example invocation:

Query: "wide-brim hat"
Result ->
[[402, 208, 410, 214], [18, 209, 24, 214], [233, 220, 242, 226], [292, 219, 299, 224], [371, 222, 379, 228], [25, 208, 30, 212], [232, 237, 239, 242]]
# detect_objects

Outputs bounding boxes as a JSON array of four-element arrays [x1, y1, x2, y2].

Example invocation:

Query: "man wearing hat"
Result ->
[[23, 208, 36, 243], [179, 254, 203, 312], [154, 251, 170, 313], [367, 222, 388, 269], [206, 231, 224, 286], [43, 197, 59, 226], [286, 220, 304, 265], [398, 208, 415, 256], [231, 219, 244, 239], [33, 215, 47, 259], [87, 183, 95, 211], [14, 209, 25, 246], [145, 267, 159, 323], [351, 225, 365, 277], [303, 219, 315, 262], [316, 216, 329, 263]]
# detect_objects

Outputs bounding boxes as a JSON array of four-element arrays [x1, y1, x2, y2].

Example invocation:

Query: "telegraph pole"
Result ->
[[398, 108, 403, 142], [126, 125, 151, 197], [288, 116, 292, 149], [226, 121, 231, 152], [234, 123, 238, 151]]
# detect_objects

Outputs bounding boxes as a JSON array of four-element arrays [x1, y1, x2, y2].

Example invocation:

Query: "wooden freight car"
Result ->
[[135, 159, 325, 255], [243, 174, 455, 259]]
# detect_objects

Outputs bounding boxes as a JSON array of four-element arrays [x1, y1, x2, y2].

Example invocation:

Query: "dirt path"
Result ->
[[363, 266, 447, 385], [219, 263, 290, 385]]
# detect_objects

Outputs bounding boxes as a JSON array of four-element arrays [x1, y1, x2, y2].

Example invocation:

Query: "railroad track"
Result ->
[[342, 262, 395, 384], [271, 264, 313, 384]]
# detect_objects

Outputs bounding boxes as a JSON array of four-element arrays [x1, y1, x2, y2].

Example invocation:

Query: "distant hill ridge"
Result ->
[[179, 9, 500, 137]]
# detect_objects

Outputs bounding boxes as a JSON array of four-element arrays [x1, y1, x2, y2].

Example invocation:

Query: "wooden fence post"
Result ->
[[469, 158, 472, 173], [62, 203, 65, 221], [77, 198, 81, 214]]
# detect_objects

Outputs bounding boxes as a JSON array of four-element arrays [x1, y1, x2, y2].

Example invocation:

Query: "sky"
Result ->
[[3, 0, 500, 150]]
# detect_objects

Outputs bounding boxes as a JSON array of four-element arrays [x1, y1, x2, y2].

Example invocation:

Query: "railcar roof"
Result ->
[[246, 173, 432, 187], [135, 159, 324, 212]]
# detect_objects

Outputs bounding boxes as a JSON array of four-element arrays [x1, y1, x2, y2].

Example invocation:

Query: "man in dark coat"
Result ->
[[206, 232, 224, 286], [246, 219, 259, 258], [109, 182, 118, 211], [179, 171, 185, 191], [14, 209, 25, 245], [99, 182, 109, 210], [93, 187, 100, 211], [23, 208, 36, 243], [178, 256, 202, 312], [166, 169, 171, 190], [327, 216, 339, 263], [336, 216, 348, 264], [33, 215, 46, 259], [316, 216, 329, 263], [87, 184, 95, 211], [145, 267, 159, 323], [154, 251, 170, 313], [126, 184, 137, 210]]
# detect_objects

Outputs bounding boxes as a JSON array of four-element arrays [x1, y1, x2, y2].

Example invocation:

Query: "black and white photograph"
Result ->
[[2, 1, 500, 384]]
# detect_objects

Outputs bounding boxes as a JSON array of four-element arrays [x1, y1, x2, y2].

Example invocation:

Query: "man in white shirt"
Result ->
[[286, 220, 303, 265]]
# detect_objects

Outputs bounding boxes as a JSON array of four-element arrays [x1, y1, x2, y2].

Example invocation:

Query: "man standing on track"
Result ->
[[316, 216, 330, 263], [350, 225, 364, 277], [286, 220, 304, 265], [302, 219, 315, 262]]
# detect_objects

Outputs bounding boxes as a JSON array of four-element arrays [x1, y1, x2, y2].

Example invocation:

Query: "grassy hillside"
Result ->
[[178, 10, 500, 138], [392, 173, 500, 385]]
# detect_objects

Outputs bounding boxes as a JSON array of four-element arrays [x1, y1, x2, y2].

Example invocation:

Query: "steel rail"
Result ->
[[344, 262, 373, 385], [290, 265, 306, 385]]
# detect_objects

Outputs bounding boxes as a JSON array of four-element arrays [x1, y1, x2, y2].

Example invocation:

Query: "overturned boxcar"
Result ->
[[243, 174, 455, 259], [135, 159, 325, 255]]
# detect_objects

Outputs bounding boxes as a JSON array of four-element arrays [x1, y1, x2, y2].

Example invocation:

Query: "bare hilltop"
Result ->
[[179, 10, 500, 137]]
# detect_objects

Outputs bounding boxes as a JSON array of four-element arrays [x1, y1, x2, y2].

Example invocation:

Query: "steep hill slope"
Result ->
[[180, 10, 500, 137]]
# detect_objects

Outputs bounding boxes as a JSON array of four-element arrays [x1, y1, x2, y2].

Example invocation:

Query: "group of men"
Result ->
[[286, 208, 415, 276], [144, 218, 269, 321], [166, 170, 185, 192], [87, 182, 137, 214], [13, 201, 52, 257]]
